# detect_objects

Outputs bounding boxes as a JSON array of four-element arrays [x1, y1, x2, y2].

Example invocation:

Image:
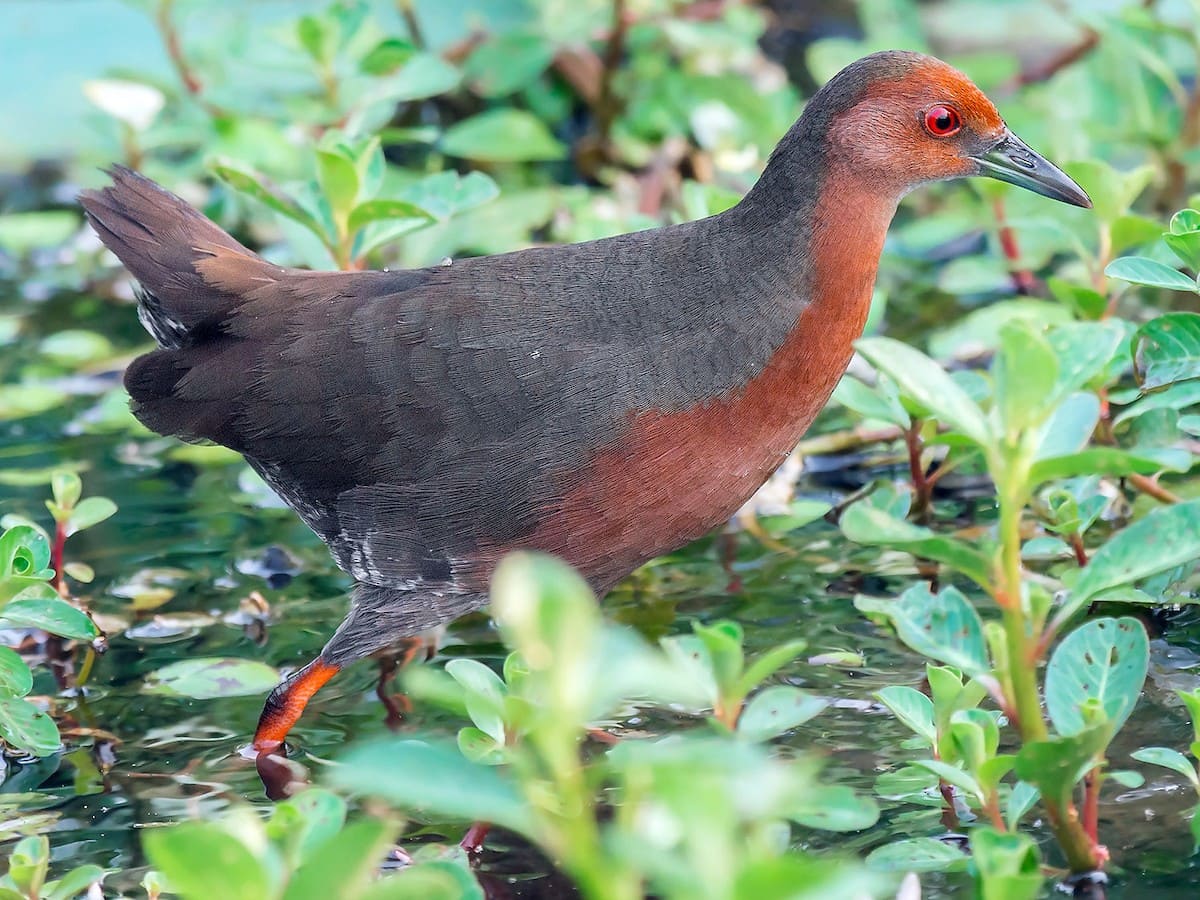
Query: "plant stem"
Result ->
[[904, 420, 932, 523], [998, 477, 1102, 872]]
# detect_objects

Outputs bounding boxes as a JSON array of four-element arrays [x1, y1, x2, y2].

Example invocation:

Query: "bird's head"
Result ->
[[817, 50, 1090, 208]]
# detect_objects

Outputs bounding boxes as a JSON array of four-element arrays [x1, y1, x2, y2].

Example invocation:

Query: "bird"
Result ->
[[80, 49, 1090, 757]]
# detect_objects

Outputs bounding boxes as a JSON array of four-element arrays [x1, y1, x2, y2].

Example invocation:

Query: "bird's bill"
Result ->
[[972, 130, 1092, 209]]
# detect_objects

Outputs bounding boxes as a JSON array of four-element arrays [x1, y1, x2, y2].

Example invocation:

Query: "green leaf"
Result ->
[[381, 54, 461, 102], [841, 504, 992, 588], [316, 148, 360, 221], [212, 161, 325, 236], [1045, 617, 1148, 738], [330, 738, 530, 833], [6, 835, 49, 897], [1134, 312, 1200, 392], [1062, 500, 1200, 620], [865, 838, 968, 873], [347, 200, 433, 234], [1029, 446, 1190, 485], [1014, 724, 1109, 807], [832, 375, 911, 427], [360, 38, 416, 76], [464, 32, 554, 97], [441, 110, 566, 162], [365, 859, 485, 899], [42, 864, 105, 900], [283, 819, 399, 900], [445, 658, 506, 744], [875, 685, 936, 746], [993, 319, 1059, 437], [1132, 746, 1199, 784], [694, 620, 745, 697], [0, 646, 33, 696], [0, 525, 51, 577], [1179, 688, 1200, 744], [737, 639, 807, 697], [297, 14, 335, 64], [144, 658, 280, 699], [266, 788, 347, 867], [66, 496, 116, 535], [0, 696, 60, 756], [855, 336, 991, 446], [51, 471, 81, 509], [1045, 320, 1129, 401], [788, 783, 879, 832], [0, 596, 97, 640], [737, 685, 827, 742], [970, 827, 1043, 900], [1066, 161, 1152, 224], [457, 726, 504, 765], [143, 821, 274, 900], [855, 585, 990, 676], [1105, 257, 1199, 293], [1006, 781, 1039, 830], [911, 758, 985, 805]]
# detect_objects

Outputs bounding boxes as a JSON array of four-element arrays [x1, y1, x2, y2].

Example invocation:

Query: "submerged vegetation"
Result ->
[[4, 0, 1200, 897]]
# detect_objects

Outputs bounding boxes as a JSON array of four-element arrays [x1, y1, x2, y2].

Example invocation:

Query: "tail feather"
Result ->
[[79, 166, 261, 340], [80, 166, 275, 444]]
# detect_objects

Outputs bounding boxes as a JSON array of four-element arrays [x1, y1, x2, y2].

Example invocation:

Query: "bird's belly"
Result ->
[[521, 325, 859, 588]]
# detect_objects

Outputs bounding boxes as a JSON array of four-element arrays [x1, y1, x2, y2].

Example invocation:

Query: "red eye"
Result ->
[[924, 105, 962, 137]]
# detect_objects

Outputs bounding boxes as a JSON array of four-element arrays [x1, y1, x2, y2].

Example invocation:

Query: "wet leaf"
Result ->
[[0, 596, 98, 640], [788, 784, 879, 832], [737, 685, 827, 742], [1045, 617, 1148, 738], [1131, 747, 1198, 784], [866, 838, 968, 873], [144, 658, 280, 699], [0, 696, 60, 756]]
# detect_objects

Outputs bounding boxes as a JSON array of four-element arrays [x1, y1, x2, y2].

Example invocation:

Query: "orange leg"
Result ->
[[253, 658, 340, 755]]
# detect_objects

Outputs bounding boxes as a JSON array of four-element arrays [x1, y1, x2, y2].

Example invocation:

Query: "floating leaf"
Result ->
[[1131, 747, 1198, 784], [145, 658, 280, 699], [789, 784, 879, 832], [738, 685, 827, 742], [0, 696, 60, 756], [866, 838, 968, 873]]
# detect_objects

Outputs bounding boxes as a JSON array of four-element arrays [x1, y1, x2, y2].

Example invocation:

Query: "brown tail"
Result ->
[[80, 166, 279, 445], [79, 166, 265, 346]]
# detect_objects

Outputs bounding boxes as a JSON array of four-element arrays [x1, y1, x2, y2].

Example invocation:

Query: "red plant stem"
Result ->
[[938, 780, 961, 831], [461, 821, 492, 855], [904, 421, 932, 522], [992, 198, 1037, 294], [1128, 473, 1182, 505], [1083, 769, 1101, 844], [51, 520, 67, 597], [1069, 532, 1089, 567]]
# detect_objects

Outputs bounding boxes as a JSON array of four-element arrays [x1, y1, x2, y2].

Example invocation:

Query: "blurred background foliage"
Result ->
[[5, 0, 1200, 898]]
